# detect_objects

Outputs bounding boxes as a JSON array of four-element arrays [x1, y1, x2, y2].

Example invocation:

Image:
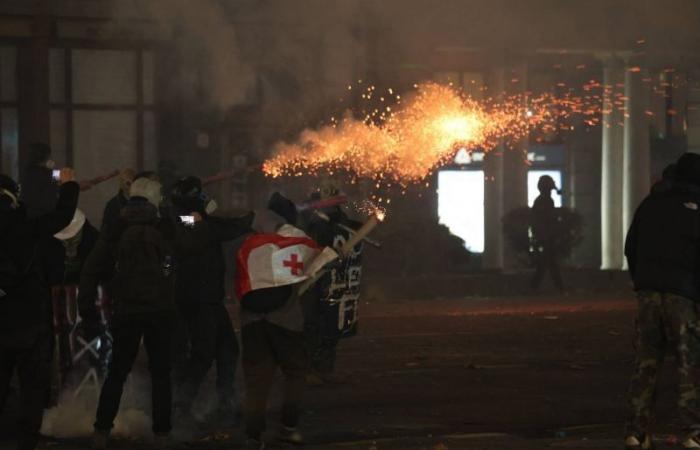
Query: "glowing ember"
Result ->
[[262, 82, 601, 187], [356, 200, 387, 221]]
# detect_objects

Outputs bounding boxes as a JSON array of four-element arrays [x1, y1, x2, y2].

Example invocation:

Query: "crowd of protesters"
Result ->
[[0, 143, 363, 450]]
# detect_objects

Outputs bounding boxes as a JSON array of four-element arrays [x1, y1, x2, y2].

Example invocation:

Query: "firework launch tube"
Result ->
[[79, 170, 119, 191], [296, 195, 348, 211], [313, 210, 382, 249], [298, 213, 382, 295]]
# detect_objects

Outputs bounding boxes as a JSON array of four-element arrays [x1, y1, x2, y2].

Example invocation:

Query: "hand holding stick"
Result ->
[[298, 211, 384, 295], [79, 170, 119, 191]]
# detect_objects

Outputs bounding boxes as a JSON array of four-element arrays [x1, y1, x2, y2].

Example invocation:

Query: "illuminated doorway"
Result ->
[[437, 170, 485, 253]]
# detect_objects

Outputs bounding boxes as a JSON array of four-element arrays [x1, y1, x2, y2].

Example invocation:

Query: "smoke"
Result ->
[[142, 0, 257, 110], [41, 375, 152, 439]]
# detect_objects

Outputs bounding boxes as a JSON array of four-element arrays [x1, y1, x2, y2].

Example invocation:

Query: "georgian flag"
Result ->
[[235, 224, 321, 299]]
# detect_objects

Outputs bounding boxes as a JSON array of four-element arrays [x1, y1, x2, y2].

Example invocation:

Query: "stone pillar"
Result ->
[[503, 60, 529, 215], [622, 64, 651, 240], [483, 66, 505, 269], [18, 11, 50, 172], [600, 61, 625, 269], [502, 60, 529, 268]]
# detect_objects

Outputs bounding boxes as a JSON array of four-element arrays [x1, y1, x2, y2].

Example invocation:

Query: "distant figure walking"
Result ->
[[530, 175, 564, 292]]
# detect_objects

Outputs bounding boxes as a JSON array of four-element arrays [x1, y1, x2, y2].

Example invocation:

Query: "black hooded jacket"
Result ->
[[625, 180, 700, 301], [173, 211, 254, 307], [78, 197, 177, 318], [0, 181, 79, 343]]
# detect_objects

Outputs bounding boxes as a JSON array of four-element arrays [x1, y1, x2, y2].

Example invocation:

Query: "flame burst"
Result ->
[[263, 82, 599, 187]]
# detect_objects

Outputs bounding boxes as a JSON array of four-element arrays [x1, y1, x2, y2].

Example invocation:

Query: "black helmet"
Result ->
[[171, 176, 205, 211], [675, 153, 700, 186]]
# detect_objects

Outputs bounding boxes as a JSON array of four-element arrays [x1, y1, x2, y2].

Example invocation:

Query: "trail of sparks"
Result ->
[[262, 82, 602, 187]]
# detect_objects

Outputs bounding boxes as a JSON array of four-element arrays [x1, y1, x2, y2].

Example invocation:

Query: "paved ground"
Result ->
[[1, 293, 692, 449]]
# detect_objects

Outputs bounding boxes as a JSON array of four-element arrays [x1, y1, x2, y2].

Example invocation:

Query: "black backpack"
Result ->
[[112, 223, 173, 310]]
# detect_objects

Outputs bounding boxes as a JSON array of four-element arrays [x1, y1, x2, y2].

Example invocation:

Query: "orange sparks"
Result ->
[[262, 82, 601, 187]]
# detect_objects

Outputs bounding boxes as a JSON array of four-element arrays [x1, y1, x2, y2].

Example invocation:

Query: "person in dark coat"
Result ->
[[20, 143, 60, 219], [0, 170, 79, 450], [100, 169, 134, 236], [623, 152, 700, 450], [240, 193, 310, 450], [79, 178, 176, 448], [170, 176, 253, 423], [46, 209, 100, 385], [301, 188, 363, 385], [530, 175, 564, 292]]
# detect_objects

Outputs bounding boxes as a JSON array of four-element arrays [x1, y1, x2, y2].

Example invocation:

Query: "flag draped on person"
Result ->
[[235, 224, 320, 299]]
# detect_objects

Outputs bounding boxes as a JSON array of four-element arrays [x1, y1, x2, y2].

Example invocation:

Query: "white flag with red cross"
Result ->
[[235, 224, 321, 299]]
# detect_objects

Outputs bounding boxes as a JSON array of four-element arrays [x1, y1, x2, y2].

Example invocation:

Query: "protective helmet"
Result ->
[[676, 153, 700, 186], [537, 175, 557, 193]]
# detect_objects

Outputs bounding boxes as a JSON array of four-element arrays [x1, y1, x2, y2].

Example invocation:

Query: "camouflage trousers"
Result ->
[[626, 291, 700, 435]]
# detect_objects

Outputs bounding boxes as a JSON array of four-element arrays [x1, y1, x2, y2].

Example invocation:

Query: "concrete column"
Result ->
[[622, 64, 651, 239], [502, 60, 529, 269], [483, 66, 505, 269], [503, 60, 529, 215], [600, 62, 625, 269], [18, 11, 50, 172]]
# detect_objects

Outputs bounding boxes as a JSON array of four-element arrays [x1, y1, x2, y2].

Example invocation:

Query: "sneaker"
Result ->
[[624, 434, 654, 450], [92, 430, 110, 449], [245, 438, 265, 450], [683, 432, 700, 449], [277, 426, 303, 445]]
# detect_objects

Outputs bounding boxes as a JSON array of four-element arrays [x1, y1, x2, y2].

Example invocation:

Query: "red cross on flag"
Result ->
[[235, 224, 321, 299]]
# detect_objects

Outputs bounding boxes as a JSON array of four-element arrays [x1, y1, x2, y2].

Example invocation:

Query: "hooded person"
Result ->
[[300, 183, 363, 385], [46, 209, 100, 385], [20, 143, 61, 219], [168, 176, 253, 425], [0, 170, 79, 450], [530, 174, 564, 292], [78, 177, 177, 448], [100, 169, 135, 236], [623, 152, 700, 450], [237, 192, 329, 450]]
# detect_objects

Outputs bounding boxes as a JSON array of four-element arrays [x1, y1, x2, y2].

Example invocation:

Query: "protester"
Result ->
[[47, 209, 99, 386], [624, 152, 700, 450], [20, 143, 60, 219], [101, 169, 135, 236], [79, 178, 176, 448], [301, 186, 363, 385], [530, 175, 564, 292], [169, 176, 253, 424], [0, 169, 79, 450], [238, 193, 314, 450]]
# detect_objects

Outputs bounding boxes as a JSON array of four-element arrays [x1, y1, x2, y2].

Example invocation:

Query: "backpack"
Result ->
[[112, 224, 172, 310]]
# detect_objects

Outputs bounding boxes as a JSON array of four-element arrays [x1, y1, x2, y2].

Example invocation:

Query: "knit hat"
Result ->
[[130, 178, 163, 208]]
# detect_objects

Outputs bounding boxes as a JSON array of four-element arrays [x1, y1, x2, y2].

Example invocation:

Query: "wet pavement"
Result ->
[[3, 293, 689, 449]]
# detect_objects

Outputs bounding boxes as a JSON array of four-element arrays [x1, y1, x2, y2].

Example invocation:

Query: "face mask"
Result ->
[[205, 199, 218, 215], [45, 159, 56, 170]]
